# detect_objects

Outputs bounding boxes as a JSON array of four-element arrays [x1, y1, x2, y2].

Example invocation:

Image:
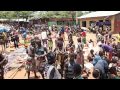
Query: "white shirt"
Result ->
[[49, 26, 52, 31], [41, 31, 47, 40]]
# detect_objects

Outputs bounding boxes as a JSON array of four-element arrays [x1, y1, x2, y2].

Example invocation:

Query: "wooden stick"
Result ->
[[8, 62, 25, 78]]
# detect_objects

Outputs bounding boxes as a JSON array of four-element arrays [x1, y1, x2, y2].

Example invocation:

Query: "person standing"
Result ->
[[75, 38, 84, 68], [41, 29, 48, 47], [26, 40, 38, 79], [63, 53, 76, 79], [0, 51, 8, 79], [87, 49, 95, 63], [44, 51, 61, 79], [13, 33, 19, 48], [54, 41, 66, 78], [116, 32, 120, 45], [35, 40, 48, 79], [48, 37, 53, 51], [81, 30, 86, 46], [73, 64, 83, 79]]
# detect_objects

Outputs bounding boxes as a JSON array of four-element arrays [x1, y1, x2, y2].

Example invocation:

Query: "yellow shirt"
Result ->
[[2, 32, 7, 40], [117, 35, 120, 43]]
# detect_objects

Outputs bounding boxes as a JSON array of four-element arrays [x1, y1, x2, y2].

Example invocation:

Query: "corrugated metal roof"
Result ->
[[77, 11, 120, 19]]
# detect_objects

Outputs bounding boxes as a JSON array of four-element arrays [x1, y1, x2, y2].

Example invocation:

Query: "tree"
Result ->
[[30, 11, 84, 20], [14, 11, 33, 21]]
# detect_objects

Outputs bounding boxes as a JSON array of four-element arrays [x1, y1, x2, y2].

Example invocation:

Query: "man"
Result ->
[[92, 69, 101, 79], [68, 31, 72, 41], [64, 53, 76, 79], [93, 51, 109, 79], [35, 40, 48, 79], [13, 33, 19, 48], [60, 26, 65, 40], [44, 51, 61, 79], [26, 39, 37, 79], [87, 49, 95, 62], [0, 51, 8, 79], [92, 53, 102, 66], [99, 43, 111, 55], [73, 64, 83, 79]]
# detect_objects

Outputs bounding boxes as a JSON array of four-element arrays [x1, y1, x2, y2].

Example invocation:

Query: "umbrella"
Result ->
[[0, 28, 5, 33], [0, 27, 10, 33]]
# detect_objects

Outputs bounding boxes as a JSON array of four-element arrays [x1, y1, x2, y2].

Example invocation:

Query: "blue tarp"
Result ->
[[0, 28, 9, 32]]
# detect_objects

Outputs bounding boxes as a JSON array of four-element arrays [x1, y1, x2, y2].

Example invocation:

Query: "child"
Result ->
[[48, 37, 53, 51]]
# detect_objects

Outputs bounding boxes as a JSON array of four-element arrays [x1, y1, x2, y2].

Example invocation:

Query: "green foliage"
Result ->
[[0, 11, 33, 19], [30, 11, 84, 19], [0, 11, 85, 20]]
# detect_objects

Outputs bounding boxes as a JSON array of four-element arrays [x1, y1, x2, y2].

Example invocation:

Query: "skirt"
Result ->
[[25, 58, 36, 72], [82, 37, 86, 44]]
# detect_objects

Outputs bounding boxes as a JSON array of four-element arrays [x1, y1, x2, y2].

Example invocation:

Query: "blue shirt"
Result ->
[[92, 55, 101, 66], [22, 32, 27, 39], [94, 59, 108, 74]]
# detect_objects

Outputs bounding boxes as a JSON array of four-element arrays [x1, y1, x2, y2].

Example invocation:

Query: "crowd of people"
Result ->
[[0, 22, 120, 79]]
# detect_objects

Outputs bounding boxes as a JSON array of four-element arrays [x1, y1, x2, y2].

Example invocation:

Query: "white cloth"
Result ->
[[47, 65, 61, 79], [41, 31, 47, 40], [49, 26, 52, 31], [88, 42, 94, 52]]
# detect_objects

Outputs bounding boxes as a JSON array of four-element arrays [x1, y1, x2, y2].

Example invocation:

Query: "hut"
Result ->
[[77, 11, 120, 33]]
